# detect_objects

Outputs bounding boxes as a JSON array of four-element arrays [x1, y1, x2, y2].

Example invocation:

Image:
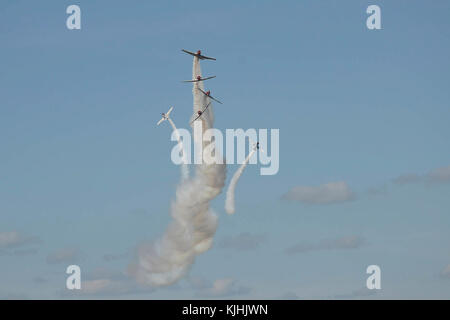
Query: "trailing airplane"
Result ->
[[157, 106, 174, 125]]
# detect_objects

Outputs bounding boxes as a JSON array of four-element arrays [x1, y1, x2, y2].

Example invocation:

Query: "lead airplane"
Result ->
[[181, 49, 216, 61], [197, 88, 223, 104], [156, 106, 173, 125], [182, 75, 216, 83]]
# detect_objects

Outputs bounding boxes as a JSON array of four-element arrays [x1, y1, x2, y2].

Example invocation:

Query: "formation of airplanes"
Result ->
[[157, 49, 222, 126], [156, 49, 263, 156]]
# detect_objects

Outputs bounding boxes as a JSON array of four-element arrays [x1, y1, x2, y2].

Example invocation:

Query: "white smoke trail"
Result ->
[[129, 57, 226, 286], [166, 117, 189, 180], [192, 58, 213, 126], [225, 148, 257, 215]]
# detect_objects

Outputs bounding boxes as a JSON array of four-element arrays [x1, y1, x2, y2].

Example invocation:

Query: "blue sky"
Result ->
[[1, 0, 450, 299]]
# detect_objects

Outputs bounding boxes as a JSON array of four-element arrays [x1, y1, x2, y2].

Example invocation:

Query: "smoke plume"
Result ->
[[225, 148, 257, 214], [166, 117, 189, 180], [129, 57, 226, 286]]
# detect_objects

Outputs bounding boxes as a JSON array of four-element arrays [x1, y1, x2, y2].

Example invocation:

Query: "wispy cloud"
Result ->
[[219, 232, 267, 251], [0, 231, 40, 249], [203, 278, 250, 297], [61, 267, 154, 297], [393, 165, 450, 185], [440, 264, 450, 278], [0, 248, 39, 257], [282, 182, 355, 205], [103, 251, 130, 262], [392, 173, 422, 185], [331, 287, 377, 299], [188, 276, 251, 297], [427, 166, 450, 183], [286, 236, 365, 254], [0, 231, 41, 256], [46, 247, 83, 265]]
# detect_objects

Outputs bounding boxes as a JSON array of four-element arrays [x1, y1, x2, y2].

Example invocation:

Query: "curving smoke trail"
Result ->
[[225, 148, 257, 215], [166, 117, 189, 180], [129, 57, 226, 287]]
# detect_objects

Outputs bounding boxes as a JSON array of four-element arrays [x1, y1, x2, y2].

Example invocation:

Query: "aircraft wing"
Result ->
[[182, 76, 215, 83], [202, 102, 211, 112], [200, 55, 216, 61], [166, 106, 174, 117], [190, 103, 211, 125], [190, 114, 202, 125], [157, 118, 165, 126], [201, 76, 216, 81], [198, 88, 222, 104], [181, 49, 196, 56], [210, 96, 223, 104]]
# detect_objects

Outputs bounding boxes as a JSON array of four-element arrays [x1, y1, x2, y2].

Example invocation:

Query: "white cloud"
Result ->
[[206, 278, 250, 297], [393, 165, 450, 185], [392, 173, 422, 185], [282, 181, 355, 205], [0, 231, 41, 256], [440, 264, 450, 278], [0, 248, 39, 257], [0, 231, 24, 248], [75, 278, 154, 297], [61, 267, 154, 297], [286, 236, 365, 254], [46, 247, 82, 264], [189, 277, 251, 297], [210, 278, 235, 296], [81, 279, 113, 295], [0, 231, 40, 249], [427, 165, 450, 183]]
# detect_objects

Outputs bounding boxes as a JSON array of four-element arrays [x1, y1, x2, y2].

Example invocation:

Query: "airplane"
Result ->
[[182, 75, 216, 83], [190, 102, 211, 124], [197, 88, 223, 104], [250, 139, 264, 153], [157, 106, 174, 125], [181, 49, 216, 61]]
